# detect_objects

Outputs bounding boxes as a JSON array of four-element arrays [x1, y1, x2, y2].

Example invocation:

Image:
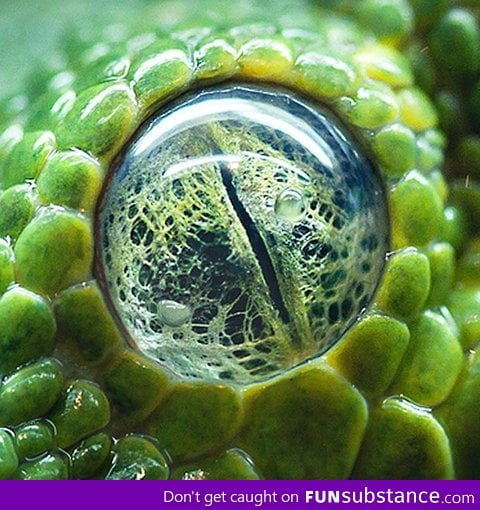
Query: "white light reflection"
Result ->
[[133, 97, 335, 171]]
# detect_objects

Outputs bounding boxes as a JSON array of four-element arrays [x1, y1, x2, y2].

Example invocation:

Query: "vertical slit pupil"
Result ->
[[219, 162, 291, 324]]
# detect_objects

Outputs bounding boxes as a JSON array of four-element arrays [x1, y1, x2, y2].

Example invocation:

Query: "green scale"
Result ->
[[0, 0, 479, 480]]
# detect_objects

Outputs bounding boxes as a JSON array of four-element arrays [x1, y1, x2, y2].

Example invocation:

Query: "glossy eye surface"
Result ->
[[97, 84, 389, 383]]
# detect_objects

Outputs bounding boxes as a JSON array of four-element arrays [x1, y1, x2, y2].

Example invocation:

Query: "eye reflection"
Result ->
[[96, 84, 389, 384], [274, 188, 307, 222]]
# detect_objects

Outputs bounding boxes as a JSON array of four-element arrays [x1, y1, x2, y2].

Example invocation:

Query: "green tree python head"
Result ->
[[0, 0, 479, 480]]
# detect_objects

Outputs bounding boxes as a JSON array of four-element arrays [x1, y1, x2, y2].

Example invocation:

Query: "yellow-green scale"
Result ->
[[0, 0, 478, 480]]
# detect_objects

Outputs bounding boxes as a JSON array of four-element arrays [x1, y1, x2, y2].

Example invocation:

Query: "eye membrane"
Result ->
[[96, 83, 389, 384]]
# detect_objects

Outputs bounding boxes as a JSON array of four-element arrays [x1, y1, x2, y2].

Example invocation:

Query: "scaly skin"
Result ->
[[0, 0, 480, 480]]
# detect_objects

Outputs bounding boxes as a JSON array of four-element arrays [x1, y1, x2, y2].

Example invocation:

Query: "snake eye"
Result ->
[[96, 83, 389, 384]]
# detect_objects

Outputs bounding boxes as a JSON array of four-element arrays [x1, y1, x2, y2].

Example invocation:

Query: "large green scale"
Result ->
[[0, 0, 479, 480]]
